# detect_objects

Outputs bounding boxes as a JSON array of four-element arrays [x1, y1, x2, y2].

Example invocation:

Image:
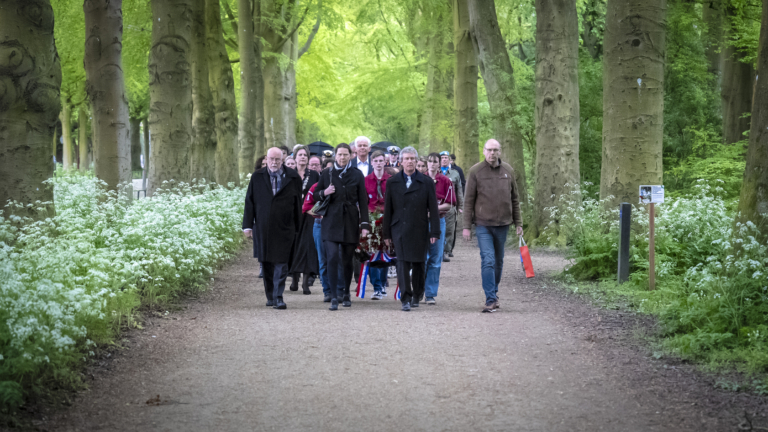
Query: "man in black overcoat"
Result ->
[[243, 147, 302, 310], [382, 146, 440, 311]]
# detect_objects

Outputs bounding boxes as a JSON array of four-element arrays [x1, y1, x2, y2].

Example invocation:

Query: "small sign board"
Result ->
[[639, 185, 664, 204]]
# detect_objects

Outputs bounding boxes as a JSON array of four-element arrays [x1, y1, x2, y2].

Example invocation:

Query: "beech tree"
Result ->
[[469, 0, 528, 204], [130, 117, 142, 172], [0, 0, 61, 208], [60, 104, 75, 169], [599, 0, 666, 206], [721, 3, 755, 145], [530, 0, 580, 243], [736, 0, 767, 237], [147, 0, 194, 195], [207, 0, 240, 185], [237, 0, 265, 174], [79, 106, 89, 171], [189, 0, 217, 181], [453, 0, 479, 171], [84, 0, 132, 191]]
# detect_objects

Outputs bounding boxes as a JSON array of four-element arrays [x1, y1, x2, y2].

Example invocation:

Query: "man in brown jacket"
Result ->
[[463, 139, 523, 313]]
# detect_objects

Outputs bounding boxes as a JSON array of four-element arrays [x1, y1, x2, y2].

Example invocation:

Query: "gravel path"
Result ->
[[47, 240, 767, 431]]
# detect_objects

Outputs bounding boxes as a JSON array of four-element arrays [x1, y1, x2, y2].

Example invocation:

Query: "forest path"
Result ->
[[49, 240, 765, 431]]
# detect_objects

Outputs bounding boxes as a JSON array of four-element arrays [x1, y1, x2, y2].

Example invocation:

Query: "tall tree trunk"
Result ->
[[189, 0, 217, 182], [60, 104, 74, 169], [206, 0, 240, 185], [284, 31, 298, 146], [238, 0, 265, 173], [721, 44, 755, 144], [148, 0, 194, 195], [419, 23, 444, 155], [79, 106, 89, 171], [736, 0, 768, 238], [702, 1, 723, 87], [130, 117, 142, 171], [599, 0, 666, 206], [0, 0, 60, 208], [84, 0, 132, 192], [531, 0, 580, 244], [453, 0, 479, 172], [469, 0, 528, 204], [262, 5, 294, 150], [142, 118, 150, 189]]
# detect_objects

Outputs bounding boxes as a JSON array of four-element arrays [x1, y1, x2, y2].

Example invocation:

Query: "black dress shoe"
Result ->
[[448, 252, 454, 257], [266, 300, 274, 307], [442, 255, 450, 262], [307, 275, 316, 286], [323, 294, 332, 302], [273, 299, 287, 309], [303, 288, 311, 295], [412, 300, 420, 307], [329, 299, 338, 311], [289, 281, 299, 291], [342, 300, 352, 307]]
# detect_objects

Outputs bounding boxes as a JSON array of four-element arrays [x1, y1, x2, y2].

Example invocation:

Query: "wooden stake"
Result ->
[[649, 202, 655, 290]]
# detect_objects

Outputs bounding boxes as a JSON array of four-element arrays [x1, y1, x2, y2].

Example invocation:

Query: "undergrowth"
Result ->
[[544, 181, 768, 382], [0, 170, 245, 412]]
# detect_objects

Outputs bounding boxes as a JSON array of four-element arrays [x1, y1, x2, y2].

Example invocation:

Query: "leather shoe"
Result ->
[[266, 300, 274, 307], [342, 300, 352, 307], [289, 281, 299, 291], [442, 255, 450, 262], [448, 252, 454, 257], [401, 302, 411, 312], [303, 287, 311, 295], [323, 294, 332, 302], [273, 298, 287, 309], [412, 300, 420, 307], [329, 299, 338, 311]]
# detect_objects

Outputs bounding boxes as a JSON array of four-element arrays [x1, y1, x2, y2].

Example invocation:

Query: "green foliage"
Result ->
[[555, 182, 768, 372], [0, 171, 245, 411], [576, 50, 602, 195]]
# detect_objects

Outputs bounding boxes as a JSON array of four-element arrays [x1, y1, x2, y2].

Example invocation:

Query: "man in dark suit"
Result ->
[[243, 147, 302, 310], [349, 136, 371, 176], [382, 146, 440, 311]]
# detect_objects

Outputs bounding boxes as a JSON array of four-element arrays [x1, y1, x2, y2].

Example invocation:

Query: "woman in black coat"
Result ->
[[314, 143, 370, 310], [289, 146, 321, 293]]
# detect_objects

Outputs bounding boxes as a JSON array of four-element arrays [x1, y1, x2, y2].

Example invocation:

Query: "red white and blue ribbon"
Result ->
[[394, 284, 401, 301], [355, 261, 369, 298]]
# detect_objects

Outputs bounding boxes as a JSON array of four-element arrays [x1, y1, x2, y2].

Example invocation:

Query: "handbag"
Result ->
[[519, 235, 535, 278], [308, 170, 332, 216]]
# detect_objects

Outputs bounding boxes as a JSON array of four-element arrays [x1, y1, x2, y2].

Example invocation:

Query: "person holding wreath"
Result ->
[[314, 144, 370, 311], [363, 150, 392, 300]]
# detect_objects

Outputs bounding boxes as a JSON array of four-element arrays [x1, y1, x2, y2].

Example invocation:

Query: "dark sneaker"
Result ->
[[426, 298, 436, 305], [274, 299, 287, 310], [448, 252, 454, 257], [371, 292, 383, 300], [323, 294, 332, 302], [342, 300, 352, 307], [266, 300, 274, 307], [401, 302, 411, 312], [412, 300, 420, 307], [493, 299, 500, 309], [329, 299, 338, 311], [442, 255, 450, 262], [482, 301, 496, 313]]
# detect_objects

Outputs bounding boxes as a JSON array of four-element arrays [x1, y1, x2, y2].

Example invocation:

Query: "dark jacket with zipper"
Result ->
[[242, 167, 302, 263], [382, 170, 440, 263], [315, 165, 370, 244]]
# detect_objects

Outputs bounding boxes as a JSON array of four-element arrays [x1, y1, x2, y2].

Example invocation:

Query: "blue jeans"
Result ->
[[313, 219, 330, 294], [369, 266, 386, 293], [424, 217, 446, 299], [475, 225, 509, 302]]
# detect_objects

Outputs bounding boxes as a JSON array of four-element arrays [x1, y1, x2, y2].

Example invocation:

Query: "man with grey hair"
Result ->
[[463, 139, 523, 313], [383, 146, 440, 311], [350, 136, 371, 176]]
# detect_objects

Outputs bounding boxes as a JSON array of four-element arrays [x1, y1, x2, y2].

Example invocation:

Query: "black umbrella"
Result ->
[[307, 141, 334, 156], [371, 141, 396, 153]]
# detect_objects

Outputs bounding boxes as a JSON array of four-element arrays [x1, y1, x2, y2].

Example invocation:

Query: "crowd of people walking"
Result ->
[[242, 137, 523, 312]]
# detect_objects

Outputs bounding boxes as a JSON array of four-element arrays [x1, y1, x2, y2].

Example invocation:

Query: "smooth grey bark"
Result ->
[[736, 0, 768, 237], [237, 0, 265, 173], [599, 0, 666, 206], [60, 104, 74, 169], [206, 0, 240, 185], [468, 0, 527, 204], [531, 0, 580, 244], [142, 118, 150, 190], [721, 44, 755, 144], [262, 0, 296, 150], [189, 0, 217, 182], [79, 106, 89, 171], [84, 0, 132, 192], [0, 0, 60, 208], [452, 0, 479, 172], [702, 1, 723, 86], [148, 0, 194, 195]]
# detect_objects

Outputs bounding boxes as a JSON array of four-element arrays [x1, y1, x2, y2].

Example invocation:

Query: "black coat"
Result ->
[[382, 170, 440, 263], [315, 165, 370, 244], [300, 169, 320, 198], [242, 167, 302, 263]]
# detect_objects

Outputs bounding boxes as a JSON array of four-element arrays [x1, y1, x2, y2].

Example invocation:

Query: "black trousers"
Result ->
[[262, 261, 288, 301], [324, 241, 355, 301], [396, 260, 425, 304]]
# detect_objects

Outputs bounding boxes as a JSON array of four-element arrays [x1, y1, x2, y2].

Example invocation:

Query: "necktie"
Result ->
[[406, 175, 412, 189]]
